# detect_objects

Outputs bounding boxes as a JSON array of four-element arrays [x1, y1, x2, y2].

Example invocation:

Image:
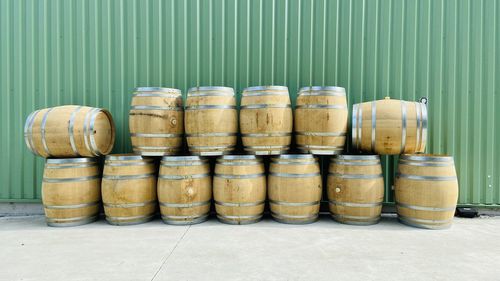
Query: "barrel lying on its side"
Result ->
[[214, 155, 266, 224], [101, 154, 157, 225], [395, 154, 458, 229], [240, 86, 293, 155], [129, 87, 184, 156], [352, 97, 427, 155], [42, 158, 101, 227], [327, 155, 384, 225], [158, 156, 212, 225], [268, 154, 322, 224], [24, 105, 115, 157], [185, 86, 237, 156]]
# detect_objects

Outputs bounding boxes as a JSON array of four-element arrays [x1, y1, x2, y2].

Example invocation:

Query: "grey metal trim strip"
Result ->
[[396, 173, 457, 181], [332, 214, 380, 221], [88, 108, 102, 156], [105, 154, 150, 161], [271, 212, 319, 219], [40, 108, 54, 157], [130, 105, 183, 111], [68, 106, 82, 155], [295, 104, 347, 109], [415, 102, 421, 153], [103, 200, 157, 208], [46, 215, 98, 227], [244, 145, 289, 150], [215, 200, 265, 207], [422, 102, 429, 152], [351, 104, 358, 150], [132, 92, 181, 98], [240, 104, 291, 109], [271, 159, 317, 165], [269, 172, 320, 178], [216, 161, 262, 166], [217, 214, 263, 221], [185, 105, 236, 110], [371, 101, 376, 152], [162, 214, 209, 223], [102, 173, 156, 180], [159, 200, 211, 208], [24, 110, 40, 155], [329, 200, 382, 207], [186, 132, 237, 137], [43, 174, 100, 183], [297, 145, 343, 151], [357, 104, 363, 150], [401, 101, 407, 153], [160, 162, 208, 167], [398, 215, 453, 225], [134, 87, 181, 94], [82, 108, 93, 155], [243, 85, 288, 93], [44, 201, 100, 209], [187, 86, 234, 95], [46, 158, 97, 164], [130, 132, 183, 138], [158, 173, 210, 180], [161, 156, 206, 162], [298, 86, 346, 95], [396, 202, 456, 212], [336, 155, 380, 161], [269, 200, 320, 207], [214, 173, 265, 179], [242, 132, 291, 137], [400, 154, 454, 162], [398, 159, 454, 167], [295, 131, 346, 137], [219, 155, 259, 160], [106, 215, 155, 226], [45, 163, 97, 169], [329, 173, 383, 179], [332, 160, 381, 166]]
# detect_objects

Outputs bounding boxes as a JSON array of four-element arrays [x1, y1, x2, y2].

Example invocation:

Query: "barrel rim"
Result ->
[[335, 155, 380, 160], [298, 86, 346, 93], [46, 158, 97, 164], [243, 85, 288, 93], [219, 155, 260, 161], [400, 154, 454, 162], [273, 154, 315, 160], [134, 87, 181, 94], [161, 156, 205, 162], [105, 154, 148, 161], [94, 108, 115, 156], [187, 86, 235, 94]]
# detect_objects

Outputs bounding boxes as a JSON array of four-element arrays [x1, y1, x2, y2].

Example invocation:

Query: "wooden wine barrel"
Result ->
[[240, 86, 293, 155], [295, 86, 348, 155], [24, 105, 115, 158], [395, 154, 458, 229], [185, 86, 237, 156], [158, 156, 211, 225], [268, 155, 322, 224], [214, 155, 266, 224], [327, 155, 384, 225], [352, 97, 428, 155], [129, 87, 184, 156], [101, 154, 157, 225], [42, 158, 101, 227]]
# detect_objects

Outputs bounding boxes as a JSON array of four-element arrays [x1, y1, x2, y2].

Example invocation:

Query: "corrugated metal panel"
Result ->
[[0, 0, 498, 205]]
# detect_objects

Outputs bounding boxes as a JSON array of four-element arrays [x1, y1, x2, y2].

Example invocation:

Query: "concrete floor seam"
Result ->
[[150, 225, 191, 281]]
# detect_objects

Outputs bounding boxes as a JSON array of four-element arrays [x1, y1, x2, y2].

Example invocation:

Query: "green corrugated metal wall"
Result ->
[[0, 0, 498, 206]]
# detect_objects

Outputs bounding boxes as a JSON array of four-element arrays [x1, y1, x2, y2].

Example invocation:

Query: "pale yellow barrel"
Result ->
[[294, 86, 348, 155], [101, 154, 157, 225], [327, 155, 384, 225], [24, 105, 115, 158], [42, 158, 101, 227], [268, 155, 322, 224], [240, 86, 293, 155], [129, 87, 184, 156], [395, 154, 458, 229], [185, 86, 237, 156], [213, 155, 266, 224], [352, 97, 427, 155], [158, 156, 212, 225]]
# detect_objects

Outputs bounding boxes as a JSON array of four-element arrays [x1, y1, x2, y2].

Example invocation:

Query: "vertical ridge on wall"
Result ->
[[0, 0, 499, 205]]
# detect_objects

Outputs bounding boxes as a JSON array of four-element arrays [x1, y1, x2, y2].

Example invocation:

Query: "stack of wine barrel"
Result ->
[[24, 86, 459, 229]]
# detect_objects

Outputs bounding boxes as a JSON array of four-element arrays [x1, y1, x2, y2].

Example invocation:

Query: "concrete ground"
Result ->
[[0, 215, 499, 281]]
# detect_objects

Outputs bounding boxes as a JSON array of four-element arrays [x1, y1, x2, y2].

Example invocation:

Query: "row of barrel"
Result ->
[[24, 86, 428, 158], [42, 154, 458, 229]]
